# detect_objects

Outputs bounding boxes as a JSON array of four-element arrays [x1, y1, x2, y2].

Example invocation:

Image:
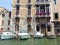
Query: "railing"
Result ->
[[15, 3, 20, 6], [35, 0, 50, 4], [12, 3, 20, 6], [26, 15, 32, 18], [15, 14, 20, 18], [36, 12, 50, 17], [26, 3, 32, 6], [36, 12, 50, 15]]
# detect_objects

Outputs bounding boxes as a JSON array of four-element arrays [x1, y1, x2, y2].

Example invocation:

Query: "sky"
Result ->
[[0, 0, 12, 11]]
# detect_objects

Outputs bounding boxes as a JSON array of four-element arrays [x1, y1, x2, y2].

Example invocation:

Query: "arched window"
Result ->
[[28, 25, 31, 29], [36, 24, 40, 31]]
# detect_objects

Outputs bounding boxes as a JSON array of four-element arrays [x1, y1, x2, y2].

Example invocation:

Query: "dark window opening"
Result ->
[[46, 8, 49, 13], [16, 10, 19, 15], [46, 5, 49, 7], [36, 5, 39, 15], [28, 6, 31, 15], [41, 24, 46, 28], [36, 25, 40, 31], [28, 25, 31, 33], [9, 12, 11, 18], [28, 25, 31, 29], [28, 6, 31, 9], [54, 13, 58, 19], [40, 5, 45, 13], [8, 20, 10, 25], [57, 29, 60, 33], [28, 0, 31, 3], [55, 29, 60, 34], [28, 10, 31, 15], [54, 0, 56, 5], [54, 22, 60, 27], [2, 14, 5, 17], [1, 28, 3, 30], [8, 28, 10, 30], [47, 26, 51, 32], [27, 18, 31, 22], [16, 5, 20, 10], [15, 17, 19, 22], [16, 5, 20, 15], [36, 18, 39, 23]]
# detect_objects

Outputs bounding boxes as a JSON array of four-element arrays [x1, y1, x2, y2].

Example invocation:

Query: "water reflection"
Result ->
[[0, 37, 60, 45]]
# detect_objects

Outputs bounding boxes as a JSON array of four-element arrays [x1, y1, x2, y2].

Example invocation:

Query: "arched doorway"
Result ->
[[15, 17, 20, 31], [27, 24, 31, 33], [36, 24, 40, 32], [41, 24, 46, 34]]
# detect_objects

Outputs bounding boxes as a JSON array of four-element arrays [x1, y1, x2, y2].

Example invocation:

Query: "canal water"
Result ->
[[0, 37, 60, 45]]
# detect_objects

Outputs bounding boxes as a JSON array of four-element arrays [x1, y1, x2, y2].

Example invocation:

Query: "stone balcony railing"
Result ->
[[15, 14, 20, 18], [35, 0, 50, 5], [26, 3, 32, 6], [35, 12, 50, 17]]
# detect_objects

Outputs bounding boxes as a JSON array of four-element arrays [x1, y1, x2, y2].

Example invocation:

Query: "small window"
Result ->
[[28, 6, 31, 15], [54, 13, 58, 19], [36, 5, 39, 15], [1, 28, 3, 30], [56, 29, 60, 33], [16, 10, 19, 15], [36, 24, 40, 31], [28, 6, 31, 9], [8, 20, 10, 25], [54, 0, 56, 5], [47, 25, 51, 32], [28, 25, 31, 30], [8, 28, 10, 30], [16, 5, 19, 10], [28, 9, 31, 15], [2, 20, 4, 25], [2, 14, 5, 17], [40, 5, 45, 13], [9, 12, 11, 18], [54, 22, 60, 27]]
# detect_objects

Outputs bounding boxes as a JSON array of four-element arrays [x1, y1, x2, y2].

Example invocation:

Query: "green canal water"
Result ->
[[0, 37, 60, 45]]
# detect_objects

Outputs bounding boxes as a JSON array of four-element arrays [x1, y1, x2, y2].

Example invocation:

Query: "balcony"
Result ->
[[15, 3, 20, 6], [15, 15, 20, 18], [26, 15, 32, 19], [35, 12, 50, 17], [35, 0, 50, 5], [12, 3, 20, 6]]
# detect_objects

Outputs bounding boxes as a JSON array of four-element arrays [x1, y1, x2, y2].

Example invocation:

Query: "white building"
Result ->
[[0, 7, 11, 32]]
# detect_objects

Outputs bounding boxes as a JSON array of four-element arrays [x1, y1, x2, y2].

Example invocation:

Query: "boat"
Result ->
[[1, 32, 14, 40], [34, 31, 44, 38], [18, 30, 30, 39]]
